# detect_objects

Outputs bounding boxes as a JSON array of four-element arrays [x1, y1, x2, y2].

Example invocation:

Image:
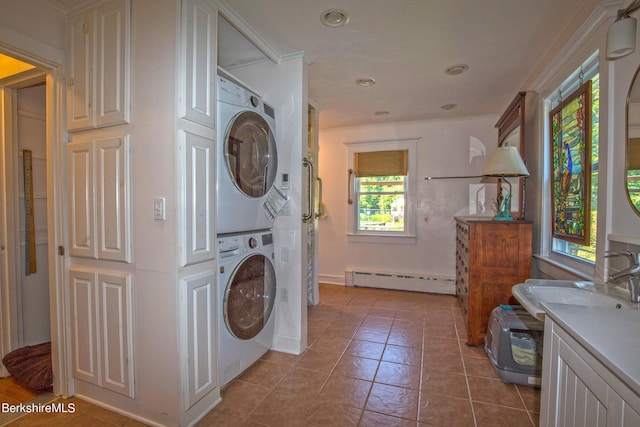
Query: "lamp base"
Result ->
[[492, 214, 513, 221]]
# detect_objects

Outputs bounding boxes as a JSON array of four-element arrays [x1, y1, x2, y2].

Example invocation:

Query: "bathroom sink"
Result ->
[[512, 280, 636, 321], [526, 286, 624, 308]]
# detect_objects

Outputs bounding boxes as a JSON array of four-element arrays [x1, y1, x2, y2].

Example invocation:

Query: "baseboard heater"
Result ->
[[345, 269, 456, 295]]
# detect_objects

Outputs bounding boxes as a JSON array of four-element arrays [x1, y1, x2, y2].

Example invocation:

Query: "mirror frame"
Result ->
[[495, 92, 526, 220], [626, 66, 640, 216]]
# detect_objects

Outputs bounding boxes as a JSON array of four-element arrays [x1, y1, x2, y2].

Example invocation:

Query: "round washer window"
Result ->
[[225, 111, 277, 198], [224, 253, 276, 340]]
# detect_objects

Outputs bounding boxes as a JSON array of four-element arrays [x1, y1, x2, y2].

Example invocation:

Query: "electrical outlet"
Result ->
[[281, 288, 288, 302]]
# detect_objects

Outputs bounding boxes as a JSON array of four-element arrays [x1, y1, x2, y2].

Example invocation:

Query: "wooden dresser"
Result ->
[[455, 217, 532, 346]]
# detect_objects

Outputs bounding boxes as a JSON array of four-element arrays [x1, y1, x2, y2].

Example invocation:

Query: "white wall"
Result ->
[[317, 116, 498, 283]]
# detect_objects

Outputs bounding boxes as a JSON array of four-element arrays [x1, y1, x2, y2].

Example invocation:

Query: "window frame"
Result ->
[[543, 51, 599, 275], [345, 138, 418, 243]]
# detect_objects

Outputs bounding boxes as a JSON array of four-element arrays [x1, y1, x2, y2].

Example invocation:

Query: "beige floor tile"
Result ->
[[248, 390, 310, 426], [367, 307, 397, 318], [365, 383, 419, 420], [215, 381, 270, 418], [419, 392, 475, 426], [345, 339, 386, 360], [467, 376, 526, 409], [473, 401, 534, 427], [305, 402, 362, 426], [422, 352, 464, 374], [294, 348, 341, 373], [423, 337, 460, 356], [317, 374, 372, 408], [322, 321, 359, 339], [421, 369, 469, 399], [333, 355, 380, 381], [273, 367, 328, 398], [353, 328, 390, 344], [463, 354, 500, 379], [360, 316, 394, 331], [374, 361, 421, 389], [359, 410, 416, 426], [516, 384, 542, 412], [196, 410, 247, 426], [381, 344, 422, 366], [311, 334, 351, 354], [237, 359, 290, 388]]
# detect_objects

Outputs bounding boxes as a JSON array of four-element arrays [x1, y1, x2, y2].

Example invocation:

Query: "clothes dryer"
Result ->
[[216, 72, 278, 234], [218, 230, 276, 386]]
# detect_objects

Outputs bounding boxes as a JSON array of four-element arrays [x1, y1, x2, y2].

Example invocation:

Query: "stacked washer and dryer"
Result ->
[[216, 70, 281, 386]]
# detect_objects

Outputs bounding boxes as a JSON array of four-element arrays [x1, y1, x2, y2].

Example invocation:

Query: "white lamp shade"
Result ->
[[482, 146, 529, 177], [607, 16, 637, 59]]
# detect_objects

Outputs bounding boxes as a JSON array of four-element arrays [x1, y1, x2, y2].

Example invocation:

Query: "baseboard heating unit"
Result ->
[[345, 269, 455, 295]]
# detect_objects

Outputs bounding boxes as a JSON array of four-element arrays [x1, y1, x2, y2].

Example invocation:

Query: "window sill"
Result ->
[[346, 233, 417, 245], [533, 253, 594, 281]]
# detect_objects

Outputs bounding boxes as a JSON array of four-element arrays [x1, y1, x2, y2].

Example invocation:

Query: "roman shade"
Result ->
[[354, 150, 408, 177]]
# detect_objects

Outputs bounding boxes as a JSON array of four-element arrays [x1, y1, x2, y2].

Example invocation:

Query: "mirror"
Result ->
[[627, 66, 640, 215], [496, 92, 526, 220]]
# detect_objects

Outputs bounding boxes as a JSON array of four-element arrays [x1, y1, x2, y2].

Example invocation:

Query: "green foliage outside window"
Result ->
[[357, 175, 406, 232]]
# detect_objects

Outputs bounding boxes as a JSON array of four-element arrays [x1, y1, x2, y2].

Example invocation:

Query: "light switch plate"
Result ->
[[154, 197, 166, 220]]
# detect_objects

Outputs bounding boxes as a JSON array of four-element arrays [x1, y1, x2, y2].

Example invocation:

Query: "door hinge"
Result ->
[[58, 246, 65, 256]]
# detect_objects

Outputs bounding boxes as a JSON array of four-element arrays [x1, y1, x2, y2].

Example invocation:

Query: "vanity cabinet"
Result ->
[[541, 317, 640, 427], [455, 217, 532, 346]]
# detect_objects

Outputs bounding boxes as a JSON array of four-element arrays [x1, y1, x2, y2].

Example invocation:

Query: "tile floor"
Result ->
[[2, 283, 541, 426], [200, 283, 540, 426]]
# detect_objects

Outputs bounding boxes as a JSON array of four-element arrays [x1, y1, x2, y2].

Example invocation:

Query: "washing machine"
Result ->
[[218, 230, 276, 386], [216, 71, 279, 235]]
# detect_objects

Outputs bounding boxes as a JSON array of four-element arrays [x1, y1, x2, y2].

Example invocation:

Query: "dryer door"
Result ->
[[225, 111, 277, 198], [224, 253, 276, 340]]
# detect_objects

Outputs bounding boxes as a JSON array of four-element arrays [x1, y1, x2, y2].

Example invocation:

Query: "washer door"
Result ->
[[224, 253, 276, 340], [225, 111, 277, 198]]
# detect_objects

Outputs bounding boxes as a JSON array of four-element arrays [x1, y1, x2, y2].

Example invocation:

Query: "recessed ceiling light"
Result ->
[[444, 64, 469, 76], [374, 111, 390, 116], [321, 9, 349, 28], [441, 103, 458, 111], [356, 78, 376, 87]]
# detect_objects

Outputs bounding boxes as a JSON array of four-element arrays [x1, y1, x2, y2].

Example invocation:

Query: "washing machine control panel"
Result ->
[[248, 237, 258, 249], [218, 232, 274, 258]]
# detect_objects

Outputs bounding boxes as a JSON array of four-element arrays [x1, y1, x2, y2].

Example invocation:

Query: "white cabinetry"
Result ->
[[68, 132, 131, 262], [181, 0, 217, 127], [541, 317, 640, 427], [67, 0, 130, 131], [70, 268, 134, 398]]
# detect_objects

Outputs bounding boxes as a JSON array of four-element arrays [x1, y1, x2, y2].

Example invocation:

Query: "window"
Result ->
[[346, 139, 417, 239], [548, 52, 599, 263]]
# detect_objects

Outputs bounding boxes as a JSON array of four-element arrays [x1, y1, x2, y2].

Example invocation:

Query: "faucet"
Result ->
[[605, 251, 640, 303]]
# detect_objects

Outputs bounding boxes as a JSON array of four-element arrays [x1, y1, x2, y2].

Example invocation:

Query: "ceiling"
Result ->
[[219, 0, 600, 129], [47, 0, 602, 129]]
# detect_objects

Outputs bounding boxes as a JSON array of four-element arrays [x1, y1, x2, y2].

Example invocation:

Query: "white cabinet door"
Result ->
[[95, 0, 130, 127], [67, 0, 130, 131], [180, 129, 215, 266], [70, 269, 99, 385], [181, 0, 217, 127], [96, 136, 131, 262], [70, 268, 135, 398], [542, 318, 640, 427], [68, 133, 131, 262], [180, 272, 217, 409], [67, 10, 94, 130], [68, 141, 96, 258], [98, 272, 134, 398]]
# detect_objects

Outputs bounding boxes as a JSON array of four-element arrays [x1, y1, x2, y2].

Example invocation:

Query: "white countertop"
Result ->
[[541, 302, 640, 396]]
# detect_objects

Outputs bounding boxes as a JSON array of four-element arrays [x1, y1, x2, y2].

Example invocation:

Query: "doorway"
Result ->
[[0, 47, 69, 396]]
